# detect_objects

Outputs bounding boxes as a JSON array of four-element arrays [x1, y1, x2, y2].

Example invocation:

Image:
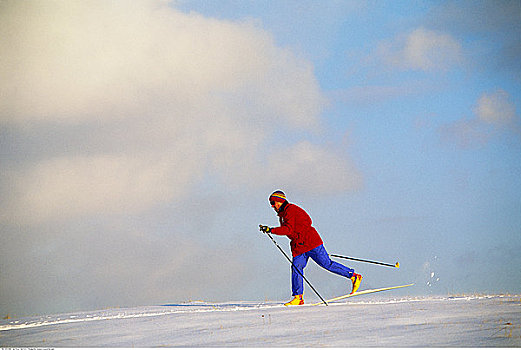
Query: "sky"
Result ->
[[0, 0, 520, 317]]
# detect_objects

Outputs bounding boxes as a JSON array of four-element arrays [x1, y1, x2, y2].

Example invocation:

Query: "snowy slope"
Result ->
[[1, 295, 520, 347]]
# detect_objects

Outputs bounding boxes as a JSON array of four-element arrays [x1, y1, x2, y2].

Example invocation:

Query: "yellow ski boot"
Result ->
[[350, 273, 362, 294], [284, 294, 304, 306]]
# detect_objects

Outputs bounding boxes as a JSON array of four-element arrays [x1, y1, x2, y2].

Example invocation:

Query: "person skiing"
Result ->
[[259, 190, 362, 306]]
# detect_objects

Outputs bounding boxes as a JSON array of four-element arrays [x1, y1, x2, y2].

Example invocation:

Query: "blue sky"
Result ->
[[1, 0, 520, 317]]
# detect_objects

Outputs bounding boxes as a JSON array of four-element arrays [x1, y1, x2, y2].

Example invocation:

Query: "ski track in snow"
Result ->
[[1, 295, 520, 347]]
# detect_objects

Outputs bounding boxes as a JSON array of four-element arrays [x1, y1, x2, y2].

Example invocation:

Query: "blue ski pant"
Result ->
[[291, 244, 354, 296]]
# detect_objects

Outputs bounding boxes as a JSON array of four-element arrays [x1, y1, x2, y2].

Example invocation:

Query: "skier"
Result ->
[[260, 190, 362, 306]]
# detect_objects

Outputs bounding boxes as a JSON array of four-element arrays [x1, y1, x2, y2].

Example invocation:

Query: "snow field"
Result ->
[[1, 295, 520, 347]]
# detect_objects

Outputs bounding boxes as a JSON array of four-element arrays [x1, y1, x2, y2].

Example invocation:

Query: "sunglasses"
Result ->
[[270, 200, 276, 205]]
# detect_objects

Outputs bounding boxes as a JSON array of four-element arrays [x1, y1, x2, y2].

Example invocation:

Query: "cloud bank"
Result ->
[[0, 0, 361, 315], [0, 0, 361, 224]]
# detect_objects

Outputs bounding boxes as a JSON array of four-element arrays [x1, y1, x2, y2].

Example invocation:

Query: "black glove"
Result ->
[[259, 225, 271, 233]]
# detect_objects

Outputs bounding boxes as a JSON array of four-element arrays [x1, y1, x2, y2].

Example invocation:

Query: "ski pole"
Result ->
[[330, 254, 400, 268], [264, 232, 328, 306]]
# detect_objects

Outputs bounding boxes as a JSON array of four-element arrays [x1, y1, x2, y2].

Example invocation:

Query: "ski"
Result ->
[[310, 283, 414, 306]]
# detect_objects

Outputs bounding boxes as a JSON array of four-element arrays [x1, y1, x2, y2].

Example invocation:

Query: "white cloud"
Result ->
[[440, 89, 519, 148], [378, 27, 463, 71], [0, 0, 323, 128], [474, 89, 517, 126], [425, 1, 521, 80]]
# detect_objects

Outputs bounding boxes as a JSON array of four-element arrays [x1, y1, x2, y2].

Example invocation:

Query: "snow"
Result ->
[[1, 295, 520, 347]]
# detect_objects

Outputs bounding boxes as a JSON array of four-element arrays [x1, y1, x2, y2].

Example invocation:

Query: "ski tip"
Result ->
[[395, 262, 400, 268]]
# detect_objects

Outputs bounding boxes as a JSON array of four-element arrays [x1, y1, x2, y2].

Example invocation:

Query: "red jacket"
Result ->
[[271, 202, 323, 257]]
